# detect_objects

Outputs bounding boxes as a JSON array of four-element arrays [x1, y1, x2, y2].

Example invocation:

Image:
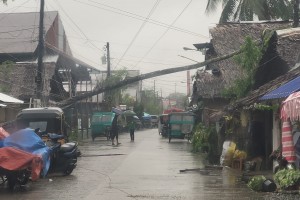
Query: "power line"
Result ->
[[53, 0, 102, 52], [45, 3, 105, 70], [114, 0, 161, 69], [38, 4, 198, 68], [75, 0, 208, 38], [0, 0, 32, 22], [132, 0, 194, 70]]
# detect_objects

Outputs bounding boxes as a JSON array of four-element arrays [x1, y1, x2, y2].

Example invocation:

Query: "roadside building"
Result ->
[[190, 21, 300, 170]]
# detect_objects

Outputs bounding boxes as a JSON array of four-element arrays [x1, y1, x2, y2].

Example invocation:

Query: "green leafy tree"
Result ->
[[121, 93, 135, 108], [101, 68, 128, 109], [142, 89, 161, 115], [206, 0, 292, 23], [222, 36, 263, 98]]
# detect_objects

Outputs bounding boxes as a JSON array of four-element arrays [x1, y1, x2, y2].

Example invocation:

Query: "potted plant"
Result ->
[[247, 175, 266, 192], [274, 169, 300, 190]]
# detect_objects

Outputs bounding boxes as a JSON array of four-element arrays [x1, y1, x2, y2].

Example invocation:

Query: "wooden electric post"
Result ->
[[36, 0, 45, 105]]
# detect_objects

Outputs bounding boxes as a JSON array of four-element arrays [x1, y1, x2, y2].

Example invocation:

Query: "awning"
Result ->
[[260, 76, 300, 100]]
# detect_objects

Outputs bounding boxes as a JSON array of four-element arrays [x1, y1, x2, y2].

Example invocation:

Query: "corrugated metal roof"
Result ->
[[260, 76, 300, 100], [0, 11, 57, 54], [0, 92, 24, 103]]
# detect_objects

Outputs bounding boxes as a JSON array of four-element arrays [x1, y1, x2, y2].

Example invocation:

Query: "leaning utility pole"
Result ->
[[36, 0, 45, 105], [57, 49, 243, 108]]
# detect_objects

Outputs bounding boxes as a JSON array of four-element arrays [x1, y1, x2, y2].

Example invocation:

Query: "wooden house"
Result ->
[[191, 21, 299, 169], [0, 11, 98, 127]]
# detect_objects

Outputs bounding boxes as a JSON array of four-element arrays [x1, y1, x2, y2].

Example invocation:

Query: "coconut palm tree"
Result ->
[[205, 0, 292, 23]]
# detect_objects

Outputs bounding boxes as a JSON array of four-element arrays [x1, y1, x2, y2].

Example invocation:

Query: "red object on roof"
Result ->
[[163, 107, 184, 114], [0, 147, 43, 181]]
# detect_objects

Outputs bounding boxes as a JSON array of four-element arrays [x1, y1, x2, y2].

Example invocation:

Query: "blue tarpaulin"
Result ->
[[2, 128, 51, 176], [260, 76, 300, 100]]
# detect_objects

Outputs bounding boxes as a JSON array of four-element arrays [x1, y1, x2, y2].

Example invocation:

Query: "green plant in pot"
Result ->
[[274, 169, 300, 190], [247, 175, 266, 192]]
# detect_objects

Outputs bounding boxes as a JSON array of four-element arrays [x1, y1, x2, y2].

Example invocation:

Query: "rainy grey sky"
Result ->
[[0, 0, 221, 96]]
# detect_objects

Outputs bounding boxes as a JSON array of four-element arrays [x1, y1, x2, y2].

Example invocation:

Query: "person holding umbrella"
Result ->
[[111, 114, 119, 145], [128, 118, 135, 141], [122, 110, 137, 141]]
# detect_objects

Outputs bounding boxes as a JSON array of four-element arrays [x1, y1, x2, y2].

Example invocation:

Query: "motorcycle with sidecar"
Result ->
[[167, 112, 195, 143], [0, 128, 48, 190], [91, 112, 115, 141], [16, 107, 78, 175]]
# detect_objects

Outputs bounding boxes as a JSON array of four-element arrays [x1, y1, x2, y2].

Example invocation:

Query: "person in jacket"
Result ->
[[111, 115, 119, 145], [128, 120, 135, 141]]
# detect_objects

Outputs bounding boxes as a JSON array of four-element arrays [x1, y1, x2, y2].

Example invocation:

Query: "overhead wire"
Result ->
[[73, 0, 208, 38], [132, 0, 194, 70], [0, 0, 32, 22], [30, 1, 39, 49], [114, 0, 161, 69], [49, 0, 106, 69], [53, 0, 102, 52], [0, 13, 71, 101], [1, 1, 284, 103], [21, 4, 68, 100], [40, 2, 194, 69]]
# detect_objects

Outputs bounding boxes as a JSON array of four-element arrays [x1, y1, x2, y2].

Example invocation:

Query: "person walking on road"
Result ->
[[128, 120, 135, 141], [111, 115, 119, 145]]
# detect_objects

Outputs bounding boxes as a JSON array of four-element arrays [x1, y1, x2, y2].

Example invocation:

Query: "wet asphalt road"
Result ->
[[0, 128, 297, 199]]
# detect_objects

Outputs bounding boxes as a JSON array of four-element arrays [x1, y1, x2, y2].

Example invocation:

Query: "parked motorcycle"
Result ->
[[0, 168, 31, 190], [0, 146, 44, 190], [46, 133, 78, 175], [0, 129, 49, 190]]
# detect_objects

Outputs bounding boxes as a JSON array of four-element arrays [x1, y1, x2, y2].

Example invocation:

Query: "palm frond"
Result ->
[[205, 0, 223, 13], [239, 1, 253, 21], [267, 0, 293, 20], [220, 0, 238, 22], [250, 0, 270, 20]]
